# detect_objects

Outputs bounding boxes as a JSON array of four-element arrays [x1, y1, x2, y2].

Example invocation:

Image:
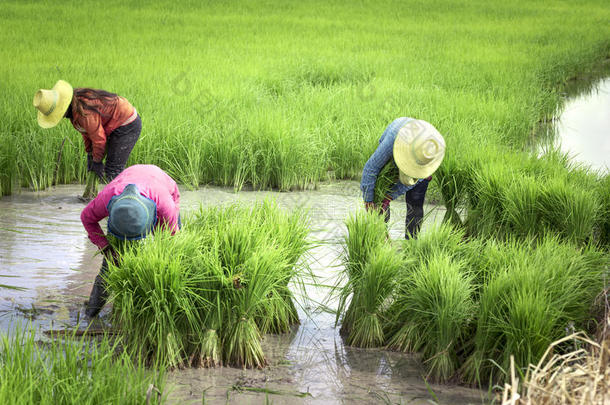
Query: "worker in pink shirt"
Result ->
[[81, 164, 181, 317]]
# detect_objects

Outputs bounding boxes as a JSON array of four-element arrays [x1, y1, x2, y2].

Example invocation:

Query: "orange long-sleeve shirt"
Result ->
[[70, 94, 136, 161]]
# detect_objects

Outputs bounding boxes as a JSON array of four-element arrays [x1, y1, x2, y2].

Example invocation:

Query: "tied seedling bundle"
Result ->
[[105, 201, 311, 369], [335, 209, 396, 345], [373, 161, 399, 207]]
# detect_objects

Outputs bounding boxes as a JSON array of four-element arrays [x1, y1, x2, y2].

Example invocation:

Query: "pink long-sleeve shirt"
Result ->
[[81, 164, 180, 250]]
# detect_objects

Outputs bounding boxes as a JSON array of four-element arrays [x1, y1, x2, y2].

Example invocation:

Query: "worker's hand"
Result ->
[[86, 154, 94, 172], [381, 196, 392, 213], [364, 201, 377, 212], [91, 160, 105, 181], [102, 245, 120, 266]]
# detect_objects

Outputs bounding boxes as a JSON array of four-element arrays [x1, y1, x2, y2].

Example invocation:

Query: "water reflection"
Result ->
[[539, 77, 610, 172]]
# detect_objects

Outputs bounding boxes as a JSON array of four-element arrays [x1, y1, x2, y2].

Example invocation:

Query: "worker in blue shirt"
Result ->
[[361, 117, 446, 238]]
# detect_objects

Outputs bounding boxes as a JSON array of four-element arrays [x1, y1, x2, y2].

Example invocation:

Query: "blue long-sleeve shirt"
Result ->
[[360, 117, 423, 202]]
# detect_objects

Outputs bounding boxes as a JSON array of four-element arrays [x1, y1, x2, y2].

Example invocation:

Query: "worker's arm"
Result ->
[[76, 114, 107, 162], [156, 194, 180, 233], [360, 118, 409, 202], [81, 133, 92, 154], [155, 175, 180, 234], [80, 195, 110, 250]]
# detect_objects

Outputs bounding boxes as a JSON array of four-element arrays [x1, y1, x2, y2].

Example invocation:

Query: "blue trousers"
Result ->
[[384, 178, 430, 239]]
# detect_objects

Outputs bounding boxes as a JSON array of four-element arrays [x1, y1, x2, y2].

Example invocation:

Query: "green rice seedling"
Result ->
[[464, 163, 510, 238], [105, 230, 211, 368], [434, 153, 468, 226], [399, 222, 467, 263], [500, 176, 541, 240], [461, 236, 607, 386], [2, 0, 606, 213], [345, 244, 402, 348], [538, 177, 600, 245], [336, 209, 388, 337], [386, 253, 474, 382], [373, 161, 399, 206], [188, 200, 310, 335], [0, 325, 166, 404], [82, 171, 98, 199], [221, 246, 291, 368], [596, 174, 610, 247], [116, 201, 309, 368]]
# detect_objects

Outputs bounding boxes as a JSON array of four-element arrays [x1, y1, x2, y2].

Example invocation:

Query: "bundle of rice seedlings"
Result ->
[[221, 246, 291, 368], [501, 176, 541, 240], [106, 201, 310, 369], [538, 177, 600, 245], [106, 230, 211, 368], [344, 244, 402, 348], [434, 154, 468, 226], [500, 334, 610, 405], [82, 171, 98, 199], [465, 164, 508, 238], [373, 161, 399, 206], [462, 236, 606, 385], [250, 201, 311, 332], [399, 222, 468, 262], [386, 252, 474, 382], [190, 201, 310, 335], [336, 210, 388, 337]]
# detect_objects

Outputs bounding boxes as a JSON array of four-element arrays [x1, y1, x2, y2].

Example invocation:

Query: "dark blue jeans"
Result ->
[[405, 178, 429, 239], [104, 115, 142, 181], [384, 178, 430, 239]]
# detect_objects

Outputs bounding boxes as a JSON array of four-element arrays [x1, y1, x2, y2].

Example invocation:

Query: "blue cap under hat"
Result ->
[[107, 184, 157, 241]]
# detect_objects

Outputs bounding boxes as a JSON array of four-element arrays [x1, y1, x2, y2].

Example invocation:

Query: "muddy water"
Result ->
[[0, 182, 486, 404], [540, 77, 610, 172]]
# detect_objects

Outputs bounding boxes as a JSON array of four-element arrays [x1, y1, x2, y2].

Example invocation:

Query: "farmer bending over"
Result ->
[[33, 80, 141, 182], [81, 164, 181, 317], [361, 118, 445, 238]]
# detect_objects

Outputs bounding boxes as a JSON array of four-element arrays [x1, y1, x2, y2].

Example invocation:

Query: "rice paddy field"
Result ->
[[1, 0, 610, 403]]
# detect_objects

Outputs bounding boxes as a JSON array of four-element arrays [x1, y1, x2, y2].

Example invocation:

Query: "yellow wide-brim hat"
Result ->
[[33, 80, 73, 128], [393, 119, 446, 180]]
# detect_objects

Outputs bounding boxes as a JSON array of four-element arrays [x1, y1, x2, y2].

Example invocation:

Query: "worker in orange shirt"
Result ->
[[34, 80, 141, 182]]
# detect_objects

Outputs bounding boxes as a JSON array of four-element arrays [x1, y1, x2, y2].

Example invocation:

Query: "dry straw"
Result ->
[[501, 333, 610, 405]]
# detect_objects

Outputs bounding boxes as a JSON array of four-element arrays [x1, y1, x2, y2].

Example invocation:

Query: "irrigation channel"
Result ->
[[0, 182, 488, 404], [537, 76, 610, 172]]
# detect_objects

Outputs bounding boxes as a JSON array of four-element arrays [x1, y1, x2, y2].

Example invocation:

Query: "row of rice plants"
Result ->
[[0, 326, 165, 404], [105, 201, 310, 369], [435, 146, 608, 247], [336, 212, 608, 385]]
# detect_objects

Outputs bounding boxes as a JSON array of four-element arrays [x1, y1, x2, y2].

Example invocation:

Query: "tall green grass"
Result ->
[[0, 326, 165, 404], [106, 201, 310, 369]]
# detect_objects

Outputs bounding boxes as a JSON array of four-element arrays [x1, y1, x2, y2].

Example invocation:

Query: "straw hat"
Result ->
[[107, 184, 157, 241], [393, 119, 446, 179], [33, 80, 73, 128]]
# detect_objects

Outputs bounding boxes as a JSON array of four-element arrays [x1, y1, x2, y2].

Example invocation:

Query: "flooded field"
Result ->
[[538, 76, 610, 172], [0, 182, 487, 404]]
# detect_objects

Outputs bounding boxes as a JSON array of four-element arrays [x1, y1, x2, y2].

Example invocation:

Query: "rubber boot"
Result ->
[[85, 259, 109, 318]]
